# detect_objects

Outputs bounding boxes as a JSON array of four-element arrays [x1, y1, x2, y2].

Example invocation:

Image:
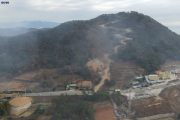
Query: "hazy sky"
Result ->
[[0, 0, 180, 26]]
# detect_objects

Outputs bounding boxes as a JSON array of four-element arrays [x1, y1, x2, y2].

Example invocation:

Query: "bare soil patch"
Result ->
[[131, 97, 173, 118], [0, 81, 25, 91], [95, 105, 116, 120], [87, 58, 104, 71], [15, 70, 41, 81], [159, 85, 180, 116]]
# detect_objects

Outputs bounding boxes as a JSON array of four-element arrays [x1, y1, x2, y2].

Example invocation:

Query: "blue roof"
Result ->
[[136, 77, 143, 79], [141, 83, 147, 85]]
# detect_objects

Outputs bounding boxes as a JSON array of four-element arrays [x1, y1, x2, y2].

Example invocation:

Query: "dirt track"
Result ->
[[94, 45, 120, 92]]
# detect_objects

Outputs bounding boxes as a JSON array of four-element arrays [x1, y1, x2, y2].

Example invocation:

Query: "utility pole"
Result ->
[[25, 86, 26, 96], [46, 86, 47, 92], [8, 86, 9, 94], [128, 89, 131, 112]]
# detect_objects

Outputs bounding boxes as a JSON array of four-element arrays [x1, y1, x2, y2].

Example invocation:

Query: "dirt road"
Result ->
[[94, 54, 111, 92], [94, 45, 120, 92]]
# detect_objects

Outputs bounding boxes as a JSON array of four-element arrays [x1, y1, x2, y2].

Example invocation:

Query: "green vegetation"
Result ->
[[0, 101, 11, 116], [28, 105, 46, 120], [111, 91, 123, 106], [1, 12, 180, 74], [46, 90, 109, 120], [42, 80, 54, 88], [104, 79, 116, 87], [112, 13, 180, 72], [178, 113, 180, 120]]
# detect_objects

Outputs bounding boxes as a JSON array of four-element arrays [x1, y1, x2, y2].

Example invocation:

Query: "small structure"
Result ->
[[132, 81, 140, 89], [145, 75, 157, 84], [132, 81, 139, 86], [148, 74, 159, 81], [0, 98, 8, 103], [135, 90, 145, 95], [135, 77, 143, 79], [66, 84, 77, 90], [141, 83, 147, 87]]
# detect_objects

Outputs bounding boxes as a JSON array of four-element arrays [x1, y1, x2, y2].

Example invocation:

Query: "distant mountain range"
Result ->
[[0, 27, 51, 37], [0, 21, 60, 28], [167, 26, 180, 35], [0, 21, 60, 36]]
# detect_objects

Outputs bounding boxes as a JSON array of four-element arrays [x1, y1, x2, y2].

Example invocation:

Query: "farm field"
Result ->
[[15, 70, 42, 81], [95, 105, 116, 120], [0, 81, 25, 91]]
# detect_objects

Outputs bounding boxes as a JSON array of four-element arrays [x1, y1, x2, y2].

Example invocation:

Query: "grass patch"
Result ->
[[93, 100, 112, 108]]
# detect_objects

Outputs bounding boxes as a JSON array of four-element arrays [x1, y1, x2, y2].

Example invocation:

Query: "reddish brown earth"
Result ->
[[95, 105, 116, 120]]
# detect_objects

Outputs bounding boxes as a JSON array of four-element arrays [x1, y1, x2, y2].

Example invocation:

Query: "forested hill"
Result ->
[[111, 12, 180, 72], [0, 11, 180, 74]]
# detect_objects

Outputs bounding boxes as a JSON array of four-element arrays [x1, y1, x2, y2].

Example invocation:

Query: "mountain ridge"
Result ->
[[0, 11, 180, 74]]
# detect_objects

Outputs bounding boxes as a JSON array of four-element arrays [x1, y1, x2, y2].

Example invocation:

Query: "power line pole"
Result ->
[[25, 86, 26, 96], [128, 89, 131, 112]]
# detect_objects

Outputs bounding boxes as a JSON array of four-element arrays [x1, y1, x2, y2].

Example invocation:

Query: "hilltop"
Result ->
[[0, 11, 180, 77]]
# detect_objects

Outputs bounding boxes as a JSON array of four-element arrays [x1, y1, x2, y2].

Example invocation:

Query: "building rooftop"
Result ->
[[149, 74, 158, 77], [68, 84, 76, 86], [160, 71, 169, 74], [135, 90, 145, 94], [132, 81, 139, 85]]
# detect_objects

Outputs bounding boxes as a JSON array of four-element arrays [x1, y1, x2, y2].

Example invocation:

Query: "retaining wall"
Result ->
[[137, 113, 174, 120], [11, 101, 31, 112]]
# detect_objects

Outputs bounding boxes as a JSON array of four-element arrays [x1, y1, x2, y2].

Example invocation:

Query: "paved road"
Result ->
[[6, 90, 89, 97], [119, 79, 180, 100], [4, 78, 180, 98]]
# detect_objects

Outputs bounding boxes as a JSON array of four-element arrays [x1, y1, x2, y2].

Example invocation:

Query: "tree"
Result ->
[[117, 98, 122, 106], [104, 79, 116, 87], [178, 113, 180, 120], [72, 115, 80, 120], [51, 112, 62, 120], [0, 101, 11, 116]]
